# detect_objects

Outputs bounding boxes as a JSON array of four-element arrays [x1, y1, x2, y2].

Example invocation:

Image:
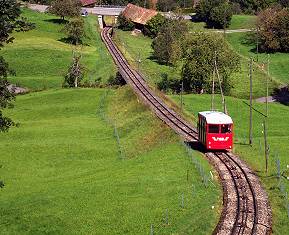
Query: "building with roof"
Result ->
[[80, 0, 96, 7], [122, 3, 158, 27]]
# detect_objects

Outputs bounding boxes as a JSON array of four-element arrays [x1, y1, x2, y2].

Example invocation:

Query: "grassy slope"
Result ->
[[0, 8, 116, 90], [114, 29, 277, 99], [0, 88, 221, 234], [229, 15, 256, 30], [227, 32, 289, 85], [171, 94, 289, 234]]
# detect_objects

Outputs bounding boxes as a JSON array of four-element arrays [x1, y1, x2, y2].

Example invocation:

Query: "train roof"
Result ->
[[198, 111, 233, 124]]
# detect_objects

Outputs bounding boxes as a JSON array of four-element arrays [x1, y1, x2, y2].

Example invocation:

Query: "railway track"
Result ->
[[101, 27, 272, 235]]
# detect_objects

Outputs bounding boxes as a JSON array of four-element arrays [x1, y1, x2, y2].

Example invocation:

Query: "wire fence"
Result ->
[[96, 89, 125, 160], [234, 125, 289, 219], [147, 141, 218, 234]]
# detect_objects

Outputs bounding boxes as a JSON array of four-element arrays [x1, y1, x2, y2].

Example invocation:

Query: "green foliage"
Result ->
[[48, 0, 81, 21], [257, 6, 289, 52], [195, 0, 233, 29], [107, 72, 126, 86], [157, 0, 178, 11], [144, 13, 167, 38], [64, 53, 84, 87], [62, 17, 85, 45], [182, 32, 240, 94], [152, 18, 188, 65], [157, 73, 180, 93], [117, 12, 134, 31]]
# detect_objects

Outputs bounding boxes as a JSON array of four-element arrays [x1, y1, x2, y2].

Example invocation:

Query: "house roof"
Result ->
[[199, 111, 233, 124], [80, 0, 96, 6], [122, 3, 158, 25]]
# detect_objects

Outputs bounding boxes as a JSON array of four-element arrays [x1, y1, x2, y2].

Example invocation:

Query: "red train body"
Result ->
[[198, 111, 233, 150]]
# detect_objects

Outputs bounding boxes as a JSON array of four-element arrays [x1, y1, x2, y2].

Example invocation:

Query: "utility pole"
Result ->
[[215, 54, 227, 114], [256, 27, 259, 62], [180, 79, 184, 112], [211, 51, 216, 111], [263, 120, 269, 174], [249, 58, 253, 145], [137, 52, 141, 72], [266, 54, 270, 118]]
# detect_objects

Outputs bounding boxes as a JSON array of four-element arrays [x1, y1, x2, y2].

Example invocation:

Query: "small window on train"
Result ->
[[221, 124, 231, 133], [208, 125, 219, 133]]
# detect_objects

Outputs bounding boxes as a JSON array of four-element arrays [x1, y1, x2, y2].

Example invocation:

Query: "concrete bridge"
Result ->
[[28, 4, 124, 29]]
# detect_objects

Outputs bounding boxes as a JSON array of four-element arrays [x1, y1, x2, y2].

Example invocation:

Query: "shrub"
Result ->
[[117, 13, 134, 31]]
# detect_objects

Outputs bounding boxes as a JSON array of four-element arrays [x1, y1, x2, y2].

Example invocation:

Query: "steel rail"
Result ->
[[101, 27, 272, 235], [101, 27, 198, 141]]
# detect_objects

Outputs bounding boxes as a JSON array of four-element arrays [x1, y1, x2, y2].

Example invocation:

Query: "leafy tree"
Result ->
[[157, 0, 178, 11], [181, 32, 240, 94], [257, 6, 289, 52], [1, 0, 34, 132], [0, 57, 15, 132], [117, 12, 134, 31], [48, 0, 81, 21], [152, 18, 188, 65], [63, 17, 85, 44], [195, 0, 233, 29], [144, 13, 167, 38], [64, 52, 85, 88]]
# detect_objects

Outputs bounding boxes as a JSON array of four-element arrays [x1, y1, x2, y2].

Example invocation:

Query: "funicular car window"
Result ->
[[221, 124, 231, 133], [208, 125, 219, 133]]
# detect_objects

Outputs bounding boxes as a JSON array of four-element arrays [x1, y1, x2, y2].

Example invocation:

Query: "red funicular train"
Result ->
[[198, 111, 233, 150]]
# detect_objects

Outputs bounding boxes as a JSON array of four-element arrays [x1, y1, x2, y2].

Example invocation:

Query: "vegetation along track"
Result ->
[[101, 27, 272, 234]]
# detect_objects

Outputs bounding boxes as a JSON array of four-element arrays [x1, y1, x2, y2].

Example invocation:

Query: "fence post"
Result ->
[[150, 224, 154, 235]]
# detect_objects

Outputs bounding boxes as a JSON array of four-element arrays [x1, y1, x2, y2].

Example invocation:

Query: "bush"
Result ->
[[151, 18, 188, 65], [144, 13, 167, 38], [181, 32, 240, 94], [195, 0, 233, 29], [107, 72, 126, 86], [62, 17, 85, 45], [117, 13, 134, 31], [157, 73, 180, 93], [257, 6, 289, 52]]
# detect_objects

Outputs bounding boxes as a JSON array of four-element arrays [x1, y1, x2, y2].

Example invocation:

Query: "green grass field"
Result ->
[[229, 15, 256, 30], [114, 29, 277, 99], [171, 93, 289, 234], [1, 8, 116, 90], [227, 32, 289, 85], [0, 88, 221, 234]]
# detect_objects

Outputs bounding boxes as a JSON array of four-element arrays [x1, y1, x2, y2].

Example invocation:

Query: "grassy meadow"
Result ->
[[0, 8, 116, 90], [114, 29, 277, 99], [0, 88, 221, 234], [227, 32, 289, 85], [171, 93, 289, 234]]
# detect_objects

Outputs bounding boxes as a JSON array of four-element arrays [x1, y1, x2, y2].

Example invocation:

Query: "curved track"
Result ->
[[101, 27, 272, 234]]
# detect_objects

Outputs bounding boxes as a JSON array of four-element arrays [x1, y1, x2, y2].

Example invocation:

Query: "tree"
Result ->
[[157, 0, 178, 12], [181, 32, 240, 94], [152, 18, 188, 65], [63, 18, 85, 45], [1, 0, 34, 132], [117, 12, 134, 31], [257, 6, 289, 52], [144, 13, 167, 38], [48, 0, 81, 21], [195, 0, 233, 29], [64, 52, 85, 88]]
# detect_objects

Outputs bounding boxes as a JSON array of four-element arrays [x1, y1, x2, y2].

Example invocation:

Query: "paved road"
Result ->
[[28, 4, 124, 15]]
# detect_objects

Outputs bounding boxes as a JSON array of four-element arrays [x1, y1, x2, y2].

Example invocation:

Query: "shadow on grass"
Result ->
[[44, 18, 68, 24], [58, 37, 89, 46], [147, 55, 173, 66]]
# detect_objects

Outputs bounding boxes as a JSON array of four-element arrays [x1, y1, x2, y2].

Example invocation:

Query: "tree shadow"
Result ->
[[58, 37, 89, 46], [147, 55, 172, 66], [272, 86, 289, 105], [44, 18, 68, 24]]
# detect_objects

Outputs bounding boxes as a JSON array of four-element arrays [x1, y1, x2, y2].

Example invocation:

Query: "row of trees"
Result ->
[[146, 16, 240, 94]]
